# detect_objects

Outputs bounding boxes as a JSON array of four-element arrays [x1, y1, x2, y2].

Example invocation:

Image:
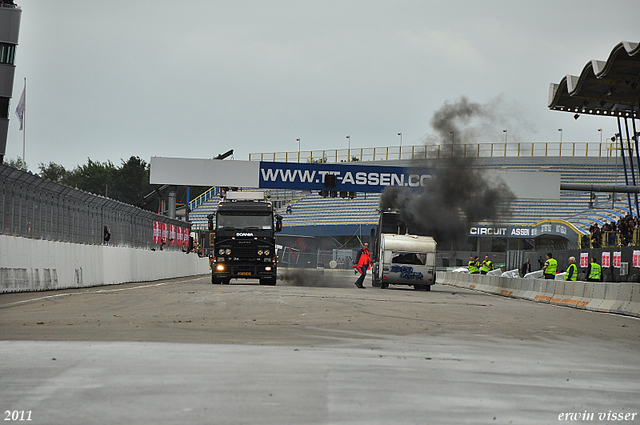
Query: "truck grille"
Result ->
[[234, 246, 256, 257]]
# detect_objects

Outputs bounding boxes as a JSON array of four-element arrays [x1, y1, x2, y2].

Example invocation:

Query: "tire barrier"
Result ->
[[439, 270, 640, 318]]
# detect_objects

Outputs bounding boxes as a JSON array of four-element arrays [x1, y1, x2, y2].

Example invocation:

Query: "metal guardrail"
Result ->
[[579, 229, 640, 249], [0, 164, 188, 249], [188, 187, 221, 212], [249, 141, 627, 163]]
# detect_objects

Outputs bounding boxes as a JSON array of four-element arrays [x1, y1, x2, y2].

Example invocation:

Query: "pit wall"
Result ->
[[0, 235, 211, 293], [437, 271, 640, 318]]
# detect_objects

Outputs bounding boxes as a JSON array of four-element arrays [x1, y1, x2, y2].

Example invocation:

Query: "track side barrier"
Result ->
[[0, 235, 211, 293], [440, 271, 639, 318]]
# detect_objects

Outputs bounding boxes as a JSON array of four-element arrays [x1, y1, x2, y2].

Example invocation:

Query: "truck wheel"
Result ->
[[425, 285, 431, 291], [381, 281, 389, 289], [212, 275, 222, 284], [260, 278, 277, 286]]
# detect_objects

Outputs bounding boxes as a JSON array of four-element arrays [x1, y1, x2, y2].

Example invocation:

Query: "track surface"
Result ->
[[1, 269, 639, 424]]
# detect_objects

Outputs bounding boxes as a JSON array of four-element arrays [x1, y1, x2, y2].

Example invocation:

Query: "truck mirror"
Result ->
[[275, 215, 283, 232]]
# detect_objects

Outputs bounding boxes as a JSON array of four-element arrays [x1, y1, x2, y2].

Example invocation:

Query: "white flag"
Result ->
[[15, 83, 25, 131]]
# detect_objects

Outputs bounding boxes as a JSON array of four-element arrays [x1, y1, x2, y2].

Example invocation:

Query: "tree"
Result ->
[[113, 156, 155, 205], [38, 161, 68, 182], [63, 158, 116, 197], [5, 157, 28, 171]]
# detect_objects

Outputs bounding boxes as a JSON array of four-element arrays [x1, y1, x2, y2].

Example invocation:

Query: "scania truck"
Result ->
[[207, 191, 282, 285]]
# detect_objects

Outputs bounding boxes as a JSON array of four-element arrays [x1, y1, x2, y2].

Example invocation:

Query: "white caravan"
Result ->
[[374, 233, 437, 291]]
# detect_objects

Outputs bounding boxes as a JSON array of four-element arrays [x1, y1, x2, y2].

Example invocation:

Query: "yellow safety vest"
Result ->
[[468, 260, 479, 274], [545, 258, 557, 275], [481, 260, 492, 273], [564, 263, 577, 281], [588, 263, 601, 280]]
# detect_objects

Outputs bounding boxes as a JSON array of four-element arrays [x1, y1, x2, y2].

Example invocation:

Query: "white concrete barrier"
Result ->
[[0, 235, 210, 293], [438, 271, 639, 318]]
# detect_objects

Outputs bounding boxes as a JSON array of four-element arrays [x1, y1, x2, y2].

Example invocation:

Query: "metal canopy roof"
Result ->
[[548, 41, 640, 118]]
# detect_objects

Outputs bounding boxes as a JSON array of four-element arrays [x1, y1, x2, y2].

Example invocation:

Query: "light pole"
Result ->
[[346, 135, 351, 162], [296, 138, 301, 162], [450, 131, 454, 156], [598, 128, 602, 143], [558, 128, 563, 143], [397, 132, 402, 146], [503, 129, 507, 143]]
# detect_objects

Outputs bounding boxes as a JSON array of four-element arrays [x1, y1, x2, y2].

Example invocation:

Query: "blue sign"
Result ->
[[259, 162, 431, 193], [469, 221, 580, 244]]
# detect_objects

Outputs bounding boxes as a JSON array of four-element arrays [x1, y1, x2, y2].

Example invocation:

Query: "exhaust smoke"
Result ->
[[380, 97, 516, 245]]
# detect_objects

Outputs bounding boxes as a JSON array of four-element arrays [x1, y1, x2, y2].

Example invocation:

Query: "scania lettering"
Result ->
[[207, 191, 282, 285]]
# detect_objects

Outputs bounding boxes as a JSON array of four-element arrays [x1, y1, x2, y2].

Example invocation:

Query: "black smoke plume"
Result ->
[[380, 97, 516, 245]]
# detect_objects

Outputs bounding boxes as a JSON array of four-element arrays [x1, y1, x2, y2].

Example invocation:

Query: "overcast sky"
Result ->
[[5, 0, 639, 171]]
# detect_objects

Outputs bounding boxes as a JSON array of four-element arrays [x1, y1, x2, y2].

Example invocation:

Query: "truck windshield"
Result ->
[[217, 213, 272, 230]]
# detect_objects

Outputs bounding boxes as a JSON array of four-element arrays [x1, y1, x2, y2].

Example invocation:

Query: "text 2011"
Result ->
[[4, 411, 32, 421]]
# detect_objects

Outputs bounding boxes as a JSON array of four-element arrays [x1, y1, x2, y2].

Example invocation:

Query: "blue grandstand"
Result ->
[[189, 146, 632, 245]]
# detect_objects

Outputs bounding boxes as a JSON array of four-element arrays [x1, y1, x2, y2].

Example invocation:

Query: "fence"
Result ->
[[578, 229, 640, 249], [0, 164, 189, 250], [249, 140, 626, 163]]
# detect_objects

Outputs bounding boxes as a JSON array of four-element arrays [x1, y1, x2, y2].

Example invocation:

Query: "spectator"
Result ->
[[103, 225, 111, 245], [286, 204, 292, 214], [521, 258, 532, 277], [590, 224, 602, 248]]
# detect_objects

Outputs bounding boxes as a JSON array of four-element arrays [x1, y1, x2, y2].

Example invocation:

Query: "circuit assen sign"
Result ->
[[258, 162, 431, 192], [469, 222, 579, 244]]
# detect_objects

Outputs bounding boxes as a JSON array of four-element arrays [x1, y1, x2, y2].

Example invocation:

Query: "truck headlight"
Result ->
[[215, 264, 225, 272], [218, 249, 225, 255], [225, 248, 231, 255], [258, 250, 263, 256], [264, 250, 270, 256]]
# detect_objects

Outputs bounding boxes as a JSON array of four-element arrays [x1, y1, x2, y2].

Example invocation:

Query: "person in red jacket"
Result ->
[[353, 243, 371, 289]]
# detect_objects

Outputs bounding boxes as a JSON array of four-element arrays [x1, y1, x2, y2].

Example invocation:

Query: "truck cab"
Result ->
[[208, 191, 282, 285]]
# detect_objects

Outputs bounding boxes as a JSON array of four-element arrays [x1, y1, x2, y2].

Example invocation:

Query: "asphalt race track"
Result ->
[[1, 269, 639, 425]]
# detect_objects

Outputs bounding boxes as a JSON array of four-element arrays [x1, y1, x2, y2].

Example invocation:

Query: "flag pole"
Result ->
[[22, 77, 26, 164]]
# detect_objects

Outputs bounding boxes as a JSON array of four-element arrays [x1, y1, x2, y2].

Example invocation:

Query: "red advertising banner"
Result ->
[[613, 251, 621, 268], [153, 221, 161, 244], [162, 222, 168, 244], [633, 250, 640, 268], [152, 223, 190, 246], [169, 225, 176, 245], [580, 253, 589, 268], [602, 252, 611, 268], [176, 227, 183, 246]]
